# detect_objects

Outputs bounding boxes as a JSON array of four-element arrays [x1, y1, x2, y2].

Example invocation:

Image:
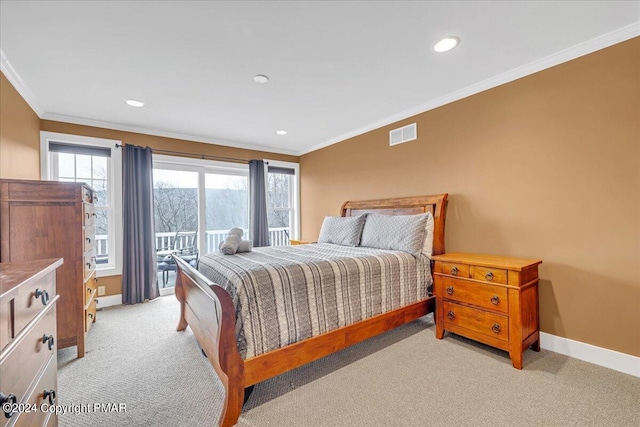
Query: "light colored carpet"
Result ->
[[58, 296, 639, 427]]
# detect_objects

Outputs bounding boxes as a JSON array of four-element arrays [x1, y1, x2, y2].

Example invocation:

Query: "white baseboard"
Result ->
[[95, 294, 123, 308], [540, 332, 639, 378]]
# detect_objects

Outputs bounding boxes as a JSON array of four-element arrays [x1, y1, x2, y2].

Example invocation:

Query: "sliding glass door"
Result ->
[[152, 156, 249, 290], [204, 172, 249, 254]]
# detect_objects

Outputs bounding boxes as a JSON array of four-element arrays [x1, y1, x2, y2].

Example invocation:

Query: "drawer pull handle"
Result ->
[[0, 392, 17, 418], [446, 286, 454, 295], [450, 267, 459, 276], [88, 287, 92, 294], [35, 288, 50, 306], [42, 334, 55, 351], [88, 312, 94, 320], [485, 272, 494, 281], [86, 262, 92, 269], [490, 295, 500, 305], [86, 237, 92, 244], [491, 324, 501, 334], [447, 311, 455, 320], [43, 389, 56, 405]]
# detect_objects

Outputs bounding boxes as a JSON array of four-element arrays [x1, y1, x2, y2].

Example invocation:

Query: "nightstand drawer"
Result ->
[[438, 261, 470, 278], [443, 301, 508, 342], [472, 265, 507, 284], [438, 276, 508, 313]]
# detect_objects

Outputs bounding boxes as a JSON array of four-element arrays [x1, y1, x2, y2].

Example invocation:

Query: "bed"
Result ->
[[173, 194, 448, 426]]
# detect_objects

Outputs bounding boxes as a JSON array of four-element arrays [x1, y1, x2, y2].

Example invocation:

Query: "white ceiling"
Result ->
[[1, 1, 639, 156]]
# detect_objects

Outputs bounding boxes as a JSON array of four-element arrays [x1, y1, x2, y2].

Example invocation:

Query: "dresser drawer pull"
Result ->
[[88, 287, 92, 294], [0, 392, 17, 418], [86, 237, 92, 244], [450, 267, 459, 276], [42, 334, 55, 351], [86, 262, 92, 269], [35, 288, 50, 306], [43, 389, 56, 405], [447, 311, 455, 320], [446, 286, 454, 295], [485, 272, 494, 281], [88, 312, 94, 320], [491, 324, 501, 334], [490, 295, 500, 305]]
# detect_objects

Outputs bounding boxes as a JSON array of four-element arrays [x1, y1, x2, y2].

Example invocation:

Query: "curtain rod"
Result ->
[[116, 144, 250, 164]]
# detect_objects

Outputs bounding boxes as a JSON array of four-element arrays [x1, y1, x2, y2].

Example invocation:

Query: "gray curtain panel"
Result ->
[[122, 145, 159, 304], [249, 159, 270, 247]]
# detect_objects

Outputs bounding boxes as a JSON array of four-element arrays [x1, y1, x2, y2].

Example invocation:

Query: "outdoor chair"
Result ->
[[156, 231, 199, 287]]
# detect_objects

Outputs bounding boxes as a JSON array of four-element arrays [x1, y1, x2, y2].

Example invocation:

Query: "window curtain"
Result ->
[[249, 159, 270, 247], [122, 145, 159, 304]]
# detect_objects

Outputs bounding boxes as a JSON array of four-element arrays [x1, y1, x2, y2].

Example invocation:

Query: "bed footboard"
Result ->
[[173, 256, 245, 427]]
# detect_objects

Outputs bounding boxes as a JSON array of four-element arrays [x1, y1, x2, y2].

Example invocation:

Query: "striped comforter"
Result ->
[[197, 243, 432, 359]]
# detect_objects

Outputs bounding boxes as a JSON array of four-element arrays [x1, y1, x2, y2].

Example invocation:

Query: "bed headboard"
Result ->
[[340, 194, 448, 255]]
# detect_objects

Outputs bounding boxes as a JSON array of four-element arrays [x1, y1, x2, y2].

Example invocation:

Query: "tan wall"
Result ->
[[0, 72, 40, 179], [34, 121, 298, 296], [300, 38, 640, 356]]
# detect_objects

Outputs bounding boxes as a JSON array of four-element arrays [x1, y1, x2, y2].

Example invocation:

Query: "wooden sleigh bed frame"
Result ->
[[174, 194, 448, 426]]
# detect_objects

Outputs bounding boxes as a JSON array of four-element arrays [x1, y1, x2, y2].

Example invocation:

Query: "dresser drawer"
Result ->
[[9, 353, 57, 427], [443, 301, 508, 342], [472, 265, 507, 284], [84, 250, 96, 281], [0, 306, 57, 420], [85, 299, 97, 334], [83, 203, 95, 226], [12, 272, 56, 335], [83, 227, 95, 253], [438, 261, 470, 278], [44, 411, 57, 427], [438, 276, 508, 314], [82, 186, 95, 204], [85, 272, 97, 307]]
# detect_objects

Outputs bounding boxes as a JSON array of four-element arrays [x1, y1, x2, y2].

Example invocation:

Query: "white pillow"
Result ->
[[421, 211, 435, 258]]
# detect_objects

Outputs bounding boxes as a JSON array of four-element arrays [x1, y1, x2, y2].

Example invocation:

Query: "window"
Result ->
[[40, 132, 123, 276], [266, 160, 300, 244]]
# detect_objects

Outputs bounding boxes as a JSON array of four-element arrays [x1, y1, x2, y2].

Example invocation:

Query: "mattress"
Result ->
[[197, 243, 432, 359]]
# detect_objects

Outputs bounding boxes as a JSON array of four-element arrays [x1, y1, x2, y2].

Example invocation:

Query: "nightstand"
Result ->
[[289, 239, 316, 245], [432, 253, 542, 369]]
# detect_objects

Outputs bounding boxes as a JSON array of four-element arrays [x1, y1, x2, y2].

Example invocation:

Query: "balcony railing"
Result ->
[[95, 227, 291, 259]]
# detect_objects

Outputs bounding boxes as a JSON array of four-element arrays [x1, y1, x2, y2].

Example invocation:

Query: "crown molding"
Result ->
[[0, 49, 45, 117], [41, 112, 300, 157], [299, 22, 640, 155]]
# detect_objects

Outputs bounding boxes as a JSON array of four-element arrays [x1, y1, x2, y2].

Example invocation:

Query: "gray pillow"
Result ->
[[317, 214, 366, 246], [360, 213, 429, 256]]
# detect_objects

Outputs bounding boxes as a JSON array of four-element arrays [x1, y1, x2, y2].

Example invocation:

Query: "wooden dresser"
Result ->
[[432, 253, 542, 369], [0, 179, 98, 358], [0, 258, 62, 427]]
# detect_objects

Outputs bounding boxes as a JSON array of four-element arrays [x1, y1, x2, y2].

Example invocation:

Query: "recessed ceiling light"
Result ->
[[276, 130, 288, 135], [433, 36, 460, 53], [125, 99, 145, 107], [254, 74, 269, 84]]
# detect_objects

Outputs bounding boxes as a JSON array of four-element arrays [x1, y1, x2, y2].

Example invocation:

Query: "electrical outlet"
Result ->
[[98, 286, 106, 296]]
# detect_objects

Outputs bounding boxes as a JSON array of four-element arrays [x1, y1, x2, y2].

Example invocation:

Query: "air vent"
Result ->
[[389, 123, 417, 146]]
